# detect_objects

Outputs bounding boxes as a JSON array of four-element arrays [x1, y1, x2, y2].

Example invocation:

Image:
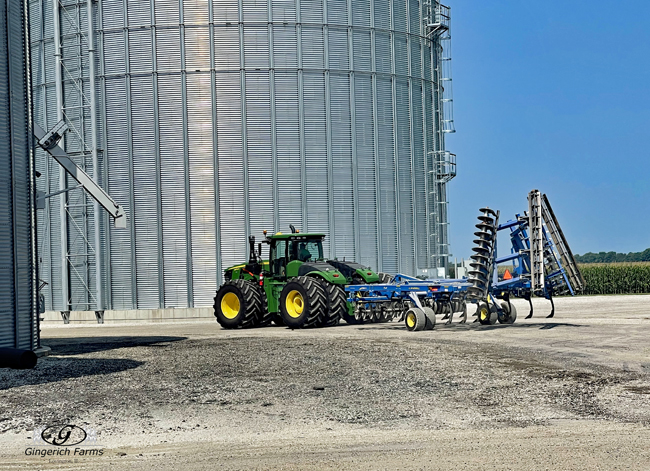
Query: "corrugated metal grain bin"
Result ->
[[0, 0, 39, 349], [31, 0, 455, 312]]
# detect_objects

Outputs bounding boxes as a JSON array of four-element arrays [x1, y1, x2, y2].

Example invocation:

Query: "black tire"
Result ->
[[342, 310, 361, 325], [214, 280, 262, 329], [405, 308, 427, 332], [423, 307, 436, 330], [255, 286, 273, 327], [498, 301, 518, 325], [477, 302, 498, 325], [318, 281, 347, 327], [271, 312, 284, 326], [280, 276, 327, 328]]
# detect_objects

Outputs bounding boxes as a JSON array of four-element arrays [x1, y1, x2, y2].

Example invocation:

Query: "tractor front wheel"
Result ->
[[214, 280, 262, 329], [280, 276, 327, 328]]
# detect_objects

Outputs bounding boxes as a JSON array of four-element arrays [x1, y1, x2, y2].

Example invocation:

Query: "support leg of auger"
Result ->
[[525, 294, 534, 319], [547, 296, 555, 318]]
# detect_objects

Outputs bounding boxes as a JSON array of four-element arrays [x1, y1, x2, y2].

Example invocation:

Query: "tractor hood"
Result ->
[[327, 260, 380, 284], [298, 261, 346, 284]]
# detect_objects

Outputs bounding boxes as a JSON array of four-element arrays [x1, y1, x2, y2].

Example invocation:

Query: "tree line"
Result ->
[[575, 248, 650, 263]]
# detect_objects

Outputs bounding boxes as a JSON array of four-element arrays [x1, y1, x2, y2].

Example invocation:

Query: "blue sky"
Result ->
[[445, 0, 650, 260]]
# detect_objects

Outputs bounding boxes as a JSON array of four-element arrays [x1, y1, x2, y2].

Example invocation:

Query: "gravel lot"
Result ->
[[1, 294, 650, 470]]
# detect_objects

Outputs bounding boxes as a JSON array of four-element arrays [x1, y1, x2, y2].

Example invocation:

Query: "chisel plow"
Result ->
[[344, 190, 585, 331]]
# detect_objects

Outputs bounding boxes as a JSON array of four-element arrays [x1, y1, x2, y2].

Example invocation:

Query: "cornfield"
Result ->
[[579, 262, 650, 295]]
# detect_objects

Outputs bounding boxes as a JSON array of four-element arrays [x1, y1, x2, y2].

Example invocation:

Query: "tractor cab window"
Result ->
[[270, 240, 287, 277], [289, 239, 323, 262]]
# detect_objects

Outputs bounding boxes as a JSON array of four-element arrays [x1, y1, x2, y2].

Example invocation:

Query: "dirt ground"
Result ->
[[1, 294, 650, 470]]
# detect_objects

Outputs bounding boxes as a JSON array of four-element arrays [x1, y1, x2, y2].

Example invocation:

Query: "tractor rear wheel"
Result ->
[[214, 280, 262, 329], [318, 281, 347, 327], [255, 286, 273, 327], [280, 276, 327, 328]]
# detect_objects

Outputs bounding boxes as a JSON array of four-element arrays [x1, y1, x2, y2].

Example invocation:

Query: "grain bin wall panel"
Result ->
[[1, 0, 37, 349], [302, 72, 330, 253], [33, 0, 449, 310], [158, 74, 189, 308], [105, 76, 134, 309], [131, 76, 160, 308], [215, 72, 246, 272], [274, 71, 302, 230], [187, 72, 217, 306], [0, 0, 16, 344]]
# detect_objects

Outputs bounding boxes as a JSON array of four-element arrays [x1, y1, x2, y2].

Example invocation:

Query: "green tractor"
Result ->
[[213, 225, 382, 329]]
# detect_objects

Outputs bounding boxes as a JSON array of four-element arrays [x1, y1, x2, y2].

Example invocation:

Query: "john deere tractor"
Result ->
[[213, 225, 380, 329]]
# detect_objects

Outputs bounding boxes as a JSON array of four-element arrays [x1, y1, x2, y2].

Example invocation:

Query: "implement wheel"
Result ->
[[318, 282, 347, 327], [405, 308, 427, 332], [498, 301, 518, 325], [423, 307, 436, 330], [477, 302, 498, 325], [280, 276, 327, 328], [214, 280, 262, 329]]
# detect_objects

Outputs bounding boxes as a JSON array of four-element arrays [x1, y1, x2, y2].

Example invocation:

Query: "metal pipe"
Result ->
[[52, 0, 68, 312]]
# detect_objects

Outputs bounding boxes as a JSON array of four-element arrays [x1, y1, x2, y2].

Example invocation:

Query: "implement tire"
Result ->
[[405, 308, 427, 332], [280, 276, 327, 328], [498, 301, 517, 325], [318, 282, 347, 327], [214, 280, 262, 329], [477, 302, 498, 325]]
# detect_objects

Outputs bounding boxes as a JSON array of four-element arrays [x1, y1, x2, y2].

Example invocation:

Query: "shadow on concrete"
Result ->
[[376, 322, 586, 331], [0, 357, 144, 390], [40, 335, 187, 356]]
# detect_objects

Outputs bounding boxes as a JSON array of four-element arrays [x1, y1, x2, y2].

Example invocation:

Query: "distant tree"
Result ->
[[575, 248, 650, 263]]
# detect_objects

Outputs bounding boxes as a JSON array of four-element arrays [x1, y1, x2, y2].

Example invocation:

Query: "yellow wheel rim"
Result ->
[[406, 312, 416, 329], [221, 292, 241, 319], [285, 290, 305, 318], [479, 307, 489, 321]]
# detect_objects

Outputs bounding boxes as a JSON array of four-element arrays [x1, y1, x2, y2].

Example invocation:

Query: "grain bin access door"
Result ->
[[0, 0, 40, 350]]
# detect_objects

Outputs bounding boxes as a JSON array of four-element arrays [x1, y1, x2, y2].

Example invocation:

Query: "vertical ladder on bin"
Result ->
[[527, 190, 545, 295], [540, 194, 586, 294]]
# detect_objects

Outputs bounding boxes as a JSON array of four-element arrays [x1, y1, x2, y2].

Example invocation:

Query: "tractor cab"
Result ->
[[267, 233, 325, 279]]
